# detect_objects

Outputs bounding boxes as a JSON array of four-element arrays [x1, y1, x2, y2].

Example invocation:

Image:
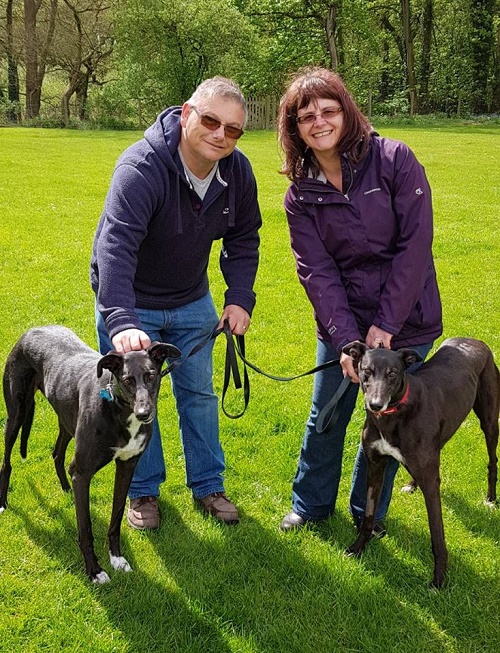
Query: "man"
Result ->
[[90, 77, 261, 529]]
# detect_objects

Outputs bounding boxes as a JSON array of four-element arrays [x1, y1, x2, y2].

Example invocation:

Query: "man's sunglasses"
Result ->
[[191, 106, 244, 140]]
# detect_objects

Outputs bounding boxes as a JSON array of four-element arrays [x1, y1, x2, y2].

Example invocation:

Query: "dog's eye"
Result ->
[[387, 372, 397, 379], [122, 378, 134, 387], [146, 372, 156, 382], [362, 368, 371, 377]]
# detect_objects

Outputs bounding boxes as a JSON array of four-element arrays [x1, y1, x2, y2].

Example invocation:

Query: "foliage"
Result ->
[[0, 126, 499, 652], [106, 0, 260, 123], [0, 0, 499, 124]]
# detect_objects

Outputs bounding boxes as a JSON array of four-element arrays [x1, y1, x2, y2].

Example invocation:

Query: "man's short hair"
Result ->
[[188, 77, 247, 124]]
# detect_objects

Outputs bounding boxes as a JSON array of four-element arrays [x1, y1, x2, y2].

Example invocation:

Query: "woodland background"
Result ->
[[1, 0, 499, 129]]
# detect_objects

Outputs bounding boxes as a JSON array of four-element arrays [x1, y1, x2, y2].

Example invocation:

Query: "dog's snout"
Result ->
[[134, 402, 154, 422], [368, 401, 384, 412]]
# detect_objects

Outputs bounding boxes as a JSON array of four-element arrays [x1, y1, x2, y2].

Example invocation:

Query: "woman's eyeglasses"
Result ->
[[191, 106, 244, 140], [296, 106, 343, 125]]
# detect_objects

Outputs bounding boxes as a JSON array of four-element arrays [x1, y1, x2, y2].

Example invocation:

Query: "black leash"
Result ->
[[160, 320, 247, 419], [161, 320, 352, 425]]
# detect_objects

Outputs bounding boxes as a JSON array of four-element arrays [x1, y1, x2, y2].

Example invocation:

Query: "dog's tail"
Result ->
[[3, 348, 38, 460]]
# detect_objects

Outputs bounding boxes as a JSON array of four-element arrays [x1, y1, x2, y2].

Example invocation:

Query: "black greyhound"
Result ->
[[343, 337, 499, 589], [0, 325, 180, 583]]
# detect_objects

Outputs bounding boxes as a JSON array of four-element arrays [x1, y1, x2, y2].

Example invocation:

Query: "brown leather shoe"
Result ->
[[195, 492, 239, 525], [127, 496, 160, 530]]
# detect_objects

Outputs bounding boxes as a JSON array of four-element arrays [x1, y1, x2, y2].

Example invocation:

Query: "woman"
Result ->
[[277, 67, 442, 533]]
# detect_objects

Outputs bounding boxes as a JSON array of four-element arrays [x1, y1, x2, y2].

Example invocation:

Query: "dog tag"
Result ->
[[100, 385, 114, 402]]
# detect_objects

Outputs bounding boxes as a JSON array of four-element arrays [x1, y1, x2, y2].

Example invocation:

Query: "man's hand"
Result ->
[[112, 328, 151, 353], [219, 305, 251, 336]]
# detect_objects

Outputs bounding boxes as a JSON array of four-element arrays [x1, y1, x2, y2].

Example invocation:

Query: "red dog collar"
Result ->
[[372, 382, 410, 419]]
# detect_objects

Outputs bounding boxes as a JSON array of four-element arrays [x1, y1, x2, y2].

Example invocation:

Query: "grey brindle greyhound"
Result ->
[[343, 337, 499, 589], [0, 325, 181, 583]]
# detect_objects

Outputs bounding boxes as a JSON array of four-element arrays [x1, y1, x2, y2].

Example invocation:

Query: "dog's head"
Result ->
[[97, 342, 181, 421], [342, 341, 422, 414]]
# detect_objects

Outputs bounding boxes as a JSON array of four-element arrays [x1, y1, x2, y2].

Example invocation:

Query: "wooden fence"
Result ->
[[246, 96, 279, 130]]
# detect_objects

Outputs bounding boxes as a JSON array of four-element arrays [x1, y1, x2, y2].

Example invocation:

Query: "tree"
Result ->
[[108, 0, 259, 123], [24, 0, 58, 119], [57, 0, 113, 125], [469, 0, 496, 113], [419, 0, 433, 113], [5, 0, 21, 122]]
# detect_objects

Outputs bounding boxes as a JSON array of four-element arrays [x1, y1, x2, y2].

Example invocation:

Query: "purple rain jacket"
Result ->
[[91, 107, 261, 340], [284, 134, 443, 354]]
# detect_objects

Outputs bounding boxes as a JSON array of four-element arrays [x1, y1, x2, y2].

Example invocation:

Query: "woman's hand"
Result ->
[[340, 351, 359, 383], [366, 325, 393, 350]]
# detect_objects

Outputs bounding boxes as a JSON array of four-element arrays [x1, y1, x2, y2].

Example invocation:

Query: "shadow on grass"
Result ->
[[8, 478, 500, 653]]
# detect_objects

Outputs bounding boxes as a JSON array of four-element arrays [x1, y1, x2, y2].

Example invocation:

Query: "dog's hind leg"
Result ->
[[52, 421, 72, 493], [1, 366, 37, 511], [107, 457, 138, 573], [473, 358, 500, 505]]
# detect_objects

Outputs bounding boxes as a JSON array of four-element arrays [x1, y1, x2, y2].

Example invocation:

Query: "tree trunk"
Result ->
[[325, 2, 339, 70], [419, 0, 433, 113], [492, 18, 500, 111], [469, 0, 495, 114], [6, 0, 21, 123], [401, 0, 419, 115], [24, 0, 58, 120]]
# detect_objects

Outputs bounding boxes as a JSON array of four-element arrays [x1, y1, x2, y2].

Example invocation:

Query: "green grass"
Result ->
[[0, 124, 499, 653]]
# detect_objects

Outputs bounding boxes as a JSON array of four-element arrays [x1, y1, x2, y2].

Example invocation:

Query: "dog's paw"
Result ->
[[0, 505, 5, 514], [483, 498, 498, 510], [110, 554, 132, 573], [344, 547, 362, 559], [400, 481, 418, 494], [92, 570, 111, 584]]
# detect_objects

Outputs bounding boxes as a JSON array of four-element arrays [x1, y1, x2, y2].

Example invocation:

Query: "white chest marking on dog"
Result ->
[[113, 415, 148, 460], [372, 435, 406, 465]]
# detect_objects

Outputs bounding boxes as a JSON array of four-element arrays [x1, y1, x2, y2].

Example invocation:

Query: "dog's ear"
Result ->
[[397, 348, 423, 369], [342, 340, 368, 366], [147, 342, 181, 364], [97, 351, 124, 378]]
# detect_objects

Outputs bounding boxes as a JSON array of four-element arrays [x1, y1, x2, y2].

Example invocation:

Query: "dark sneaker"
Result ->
[[127, 496, 160, 530], [279, 510, 309, 531], [194, 492, 239, 525]]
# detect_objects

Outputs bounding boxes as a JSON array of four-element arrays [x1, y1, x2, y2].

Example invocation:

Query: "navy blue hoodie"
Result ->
[[91, 107, 261, 339]]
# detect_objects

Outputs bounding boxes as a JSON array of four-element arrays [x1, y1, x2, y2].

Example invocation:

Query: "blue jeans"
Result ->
[[96, 293, 225, 500], [291, 338, 433, 523]]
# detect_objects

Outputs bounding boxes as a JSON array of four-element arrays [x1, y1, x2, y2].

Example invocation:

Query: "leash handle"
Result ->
[[316, 376, 353, 433], [160, 319, 249, 419], [220, 320, 250, 419]]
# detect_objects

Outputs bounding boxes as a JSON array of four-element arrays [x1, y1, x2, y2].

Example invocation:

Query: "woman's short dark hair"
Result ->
[[278, 67, 372, 182]]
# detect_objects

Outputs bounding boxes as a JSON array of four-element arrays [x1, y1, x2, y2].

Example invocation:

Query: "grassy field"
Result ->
[[0, 124, 499, 653]]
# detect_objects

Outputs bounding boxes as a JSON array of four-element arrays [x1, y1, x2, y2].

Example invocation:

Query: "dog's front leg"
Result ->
[[71, 465, 110, 584], [346, 452, 386, 557], [108, 457, 138, 573], [418, 467, 447, 589]]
